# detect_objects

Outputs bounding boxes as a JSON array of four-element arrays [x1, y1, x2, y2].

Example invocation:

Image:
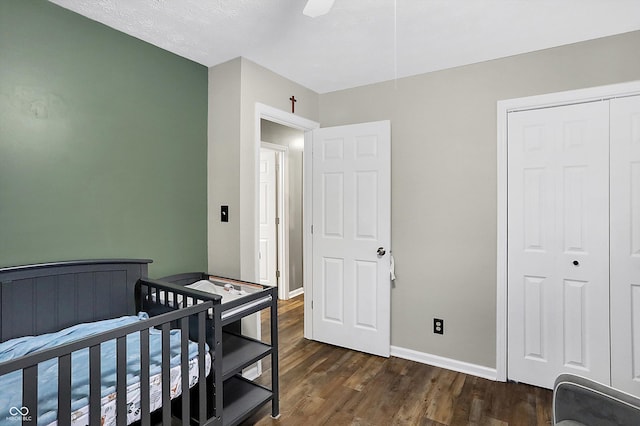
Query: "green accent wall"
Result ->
[[0, 0, 208, 277]]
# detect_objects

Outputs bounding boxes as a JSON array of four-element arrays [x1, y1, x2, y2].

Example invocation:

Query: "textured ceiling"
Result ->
[[48, 0, 640, 93]]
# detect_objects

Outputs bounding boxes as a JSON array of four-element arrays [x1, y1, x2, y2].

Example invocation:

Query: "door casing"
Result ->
[[254, 103, 319, 339]]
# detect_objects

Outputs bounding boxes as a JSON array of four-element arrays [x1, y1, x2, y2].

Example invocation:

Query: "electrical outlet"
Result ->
[[434, 318, 444, 335]]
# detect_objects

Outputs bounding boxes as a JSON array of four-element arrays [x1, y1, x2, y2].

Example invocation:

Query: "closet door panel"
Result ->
[[508, 101, 610, 389], [610, 95, 640, 395]]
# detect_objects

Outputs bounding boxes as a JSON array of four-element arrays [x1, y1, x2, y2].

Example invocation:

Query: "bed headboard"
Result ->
[[0, 259, 152, 342]]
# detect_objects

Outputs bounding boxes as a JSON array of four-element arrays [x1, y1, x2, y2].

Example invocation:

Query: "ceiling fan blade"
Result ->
[[303, 0, 336, 18]]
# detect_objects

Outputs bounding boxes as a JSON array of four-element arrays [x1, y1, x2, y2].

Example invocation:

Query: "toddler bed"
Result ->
[[0, 259, 219, 426]]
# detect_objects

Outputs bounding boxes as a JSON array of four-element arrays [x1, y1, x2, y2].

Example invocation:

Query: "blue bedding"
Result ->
[[0, 313, 204, 425]]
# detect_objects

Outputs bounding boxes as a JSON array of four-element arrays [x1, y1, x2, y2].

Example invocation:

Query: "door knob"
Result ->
[[572, 260, 579, 266], [377, 247, 386, 256]]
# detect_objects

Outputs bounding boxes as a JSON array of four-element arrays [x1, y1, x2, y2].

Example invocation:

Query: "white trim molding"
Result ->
[[242, 365, 260, 381], [391, 346, 497, 381], [254, 102, 319, 341], [496, 80, 640, 384], [289, 287, 304, 298]]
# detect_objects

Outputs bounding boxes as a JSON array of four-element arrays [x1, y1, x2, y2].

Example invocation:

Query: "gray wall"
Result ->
[[319, 30, 640, 368], [208, 57, 319, 281], [208, 58, 243, 278], [260, 119, 305, 293], [0, 0, 208, 277]]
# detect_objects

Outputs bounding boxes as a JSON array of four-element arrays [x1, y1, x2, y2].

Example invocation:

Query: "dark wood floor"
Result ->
[[243, 296, 552, 426]]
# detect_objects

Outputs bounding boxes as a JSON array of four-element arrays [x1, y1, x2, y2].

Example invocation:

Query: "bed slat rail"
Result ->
[[140, 328, 151, 426], [116, 336, 127, 426], [59, 354, 72, 423], [144, 275, 226, 424], [137, 278, 223, 355], [161, 322, 171, 425], [0, 301, 213, 424], [198, 312, 208, 423], [137, 278, 223, 309], [89, 344, 101, 424], [23, 364, 37, 423], [180, 317, 190, 423]]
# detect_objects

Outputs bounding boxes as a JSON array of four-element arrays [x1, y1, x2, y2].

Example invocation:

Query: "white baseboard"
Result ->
[[390, 345, 498, 381], [289, 287, 304, 298], [242, 363, 261, 380]]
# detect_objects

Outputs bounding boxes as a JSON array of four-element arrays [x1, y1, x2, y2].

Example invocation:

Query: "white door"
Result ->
[[507, 101, 610, 389], [311, 120, 391, 357], [610, 95, 640, 394], [259, 148, 278, 287]]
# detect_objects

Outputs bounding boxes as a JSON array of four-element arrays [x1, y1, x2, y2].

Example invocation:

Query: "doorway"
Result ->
[[257, 113, 312, 301], [254, 103, 319, 339], [259, 120, 305, 300]]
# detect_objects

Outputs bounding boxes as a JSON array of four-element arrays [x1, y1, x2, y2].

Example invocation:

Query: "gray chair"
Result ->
[[553, 374, 640, 425]]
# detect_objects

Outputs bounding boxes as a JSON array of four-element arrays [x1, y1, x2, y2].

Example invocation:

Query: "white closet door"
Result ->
[[507, 101, 610, 389], [611, 95, 640, 394]]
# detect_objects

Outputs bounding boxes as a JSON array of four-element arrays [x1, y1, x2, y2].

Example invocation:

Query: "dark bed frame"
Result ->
[[0, 259, 223, 426]]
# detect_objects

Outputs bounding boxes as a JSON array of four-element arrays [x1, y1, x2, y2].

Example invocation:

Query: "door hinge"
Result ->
[[276, 217, 280, 225], [311, 225, 314, 234], [276, 270, 280, 278], [311, 300, 313, 309]]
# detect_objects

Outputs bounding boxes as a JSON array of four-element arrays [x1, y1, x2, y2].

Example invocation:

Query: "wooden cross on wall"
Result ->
[[289, 95, 297, 113]]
